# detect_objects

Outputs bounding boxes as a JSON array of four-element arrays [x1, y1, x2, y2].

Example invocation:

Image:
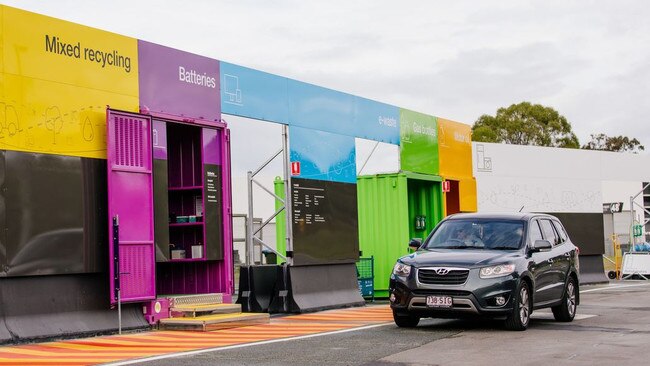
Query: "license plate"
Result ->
[[426, 296, 453, 308]]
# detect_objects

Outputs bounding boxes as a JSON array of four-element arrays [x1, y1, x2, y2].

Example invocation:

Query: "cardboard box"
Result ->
[[171, 250, 186, 259]]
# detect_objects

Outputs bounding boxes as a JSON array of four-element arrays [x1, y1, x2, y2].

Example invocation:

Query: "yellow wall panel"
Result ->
[[438, 117, 473, 179], [0, 6, 4, 75], [438, 118, 477, 213], [1, 74, 138, 158], [3, 6, 138, 94], [459, 178, 478, 212], [1, 6, 139, 158]]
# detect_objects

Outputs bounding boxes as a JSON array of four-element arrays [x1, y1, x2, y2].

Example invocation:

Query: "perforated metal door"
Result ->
[[107, 110, 155, 304]]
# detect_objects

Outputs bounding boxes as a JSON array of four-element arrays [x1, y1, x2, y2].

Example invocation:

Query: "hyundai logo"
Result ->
[[435, 268, 450, 275]]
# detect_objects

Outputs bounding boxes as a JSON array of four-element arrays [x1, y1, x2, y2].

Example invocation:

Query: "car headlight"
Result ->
[[479, 264, 515, 279], [393, 262, 412, 277]]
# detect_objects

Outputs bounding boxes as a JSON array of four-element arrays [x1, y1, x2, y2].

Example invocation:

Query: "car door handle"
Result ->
[[564, 253, 571, 257], [547, 259, 554, 263]]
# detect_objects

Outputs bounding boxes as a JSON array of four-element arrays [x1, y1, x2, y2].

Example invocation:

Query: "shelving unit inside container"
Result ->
[[167, 123, 205, 260]]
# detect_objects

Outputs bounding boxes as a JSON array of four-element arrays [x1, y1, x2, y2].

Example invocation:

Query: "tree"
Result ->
[[472, 102, 580, 148], [582, 133, 645, 153]]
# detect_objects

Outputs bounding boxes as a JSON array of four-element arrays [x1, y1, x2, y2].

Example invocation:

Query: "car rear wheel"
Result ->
[[552, 277, 577, 322], [393, 311, 420, 328], [505, 281, 530, 331]]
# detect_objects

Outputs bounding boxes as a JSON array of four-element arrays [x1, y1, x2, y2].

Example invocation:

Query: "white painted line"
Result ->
[[102, 322, 394, 366], [581, 282, 650, 293], [531, 312, 597, 320]]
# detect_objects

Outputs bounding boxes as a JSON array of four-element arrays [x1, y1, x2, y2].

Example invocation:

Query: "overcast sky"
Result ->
[[3, 0, 650, 222], [4, 0, 650, 147]]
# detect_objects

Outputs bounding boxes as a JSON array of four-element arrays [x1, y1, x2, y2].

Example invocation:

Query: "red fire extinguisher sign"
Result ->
[[442, 180, 450, 193], [291, 161, 300, 176]]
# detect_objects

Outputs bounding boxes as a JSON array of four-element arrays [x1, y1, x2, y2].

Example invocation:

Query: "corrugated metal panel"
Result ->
[[357, 174, 411, 297], [358, 173, 445, 296]]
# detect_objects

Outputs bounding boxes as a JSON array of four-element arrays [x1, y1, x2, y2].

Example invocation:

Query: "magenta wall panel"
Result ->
[[138, 40, 220, 122]]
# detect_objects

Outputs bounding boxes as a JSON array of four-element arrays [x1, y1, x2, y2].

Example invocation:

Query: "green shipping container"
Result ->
[[357, 172, 444, 298]]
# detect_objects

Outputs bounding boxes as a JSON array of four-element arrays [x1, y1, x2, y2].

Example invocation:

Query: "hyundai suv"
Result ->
[[389, 213, 580, 331]]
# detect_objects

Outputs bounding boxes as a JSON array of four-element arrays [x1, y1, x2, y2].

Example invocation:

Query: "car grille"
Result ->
[[418, 268, 469, 285], [411, 289, 472, 297]]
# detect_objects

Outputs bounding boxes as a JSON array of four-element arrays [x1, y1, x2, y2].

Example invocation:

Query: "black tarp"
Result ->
[[0, 151, 106, 277], [0, 274, 148, 344], [546, 212, 608, 284]]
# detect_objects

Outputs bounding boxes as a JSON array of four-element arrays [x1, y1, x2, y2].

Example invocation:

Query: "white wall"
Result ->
[[473, 142, 650, 214], [602, 181, 645, 214]]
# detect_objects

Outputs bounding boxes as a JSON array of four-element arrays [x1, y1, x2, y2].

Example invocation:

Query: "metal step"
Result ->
[[159, 312, 270, 331], [171, 303, 242, 318], [165, 293, 224, 306]]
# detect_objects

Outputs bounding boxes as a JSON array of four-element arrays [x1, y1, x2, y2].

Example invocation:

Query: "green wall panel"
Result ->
[[399, 109, 439, 175]]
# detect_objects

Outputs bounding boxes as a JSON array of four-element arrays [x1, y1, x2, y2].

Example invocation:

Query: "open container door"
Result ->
[[107, 110, 155, 304]]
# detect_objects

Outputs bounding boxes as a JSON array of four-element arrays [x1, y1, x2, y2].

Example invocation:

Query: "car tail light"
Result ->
[[576, 246, 580, 256]]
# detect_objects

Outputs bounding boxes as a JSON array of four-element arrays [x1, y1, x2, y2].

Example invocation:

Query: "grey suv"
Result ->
[[389, 213, 580, 330]]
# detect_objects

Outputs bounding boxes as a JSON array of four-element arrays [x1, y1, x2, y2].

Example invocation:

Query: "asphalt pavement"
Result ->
[[131, 281, 650, 366]]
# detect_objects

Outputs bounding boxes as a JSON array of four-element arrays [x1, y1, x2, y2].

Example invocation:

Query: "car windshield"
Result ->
[[422, 219, 524, 250]]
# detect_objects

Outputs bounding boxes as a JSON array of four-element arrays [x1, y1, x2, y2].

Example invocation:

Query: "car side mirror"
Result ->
[[408, 238, 422, 251], [531, 239, 552, 252]]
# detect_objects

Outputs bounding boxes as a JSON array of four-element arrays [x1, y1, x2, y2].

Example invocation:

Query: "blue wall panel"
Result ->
[[220, 62, 289, 124], [289, 126, 356, 184], [220, 62, 400, 144]]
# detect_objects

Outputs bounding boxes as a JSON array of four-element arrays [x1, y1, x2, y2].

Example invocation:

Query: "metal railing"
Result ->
[[245, 125, 292, 266], [630, 182, 650, 252]]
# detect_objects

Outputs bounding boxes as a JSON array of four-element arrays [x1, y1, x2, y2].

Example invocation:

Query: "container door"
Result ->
[[107, 110, 155, 304]]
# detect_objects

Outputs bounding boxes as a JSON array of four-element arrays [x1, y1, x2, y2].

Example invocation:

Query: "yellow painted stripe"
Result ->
[[0, 305, 394, 365], [0, 349, 161, 357], [0, 358, 121, 363]]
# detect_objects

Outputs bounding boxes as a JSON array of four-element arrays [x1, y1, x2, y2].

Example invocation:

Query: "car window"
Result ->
[[539, 219, 560, 245], [552, 220, 568, 243], [422, 219, 524, 250], [528, 220, 543, 243]]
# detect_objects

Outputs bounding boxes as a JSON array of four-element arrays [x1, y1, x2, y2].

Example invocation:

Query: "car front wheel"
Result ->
[[552, 276, 577, 322], [393, 311, 420, 328], [505, 280, 531, 331]]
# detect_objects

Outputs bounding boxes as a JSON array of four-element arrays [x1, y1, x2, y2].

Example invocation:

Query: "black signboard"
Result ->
[[153, 158, 171, 262], [291, 177, 359, 266], [204, 164, 223, 260], [1, 151, 107, 277]]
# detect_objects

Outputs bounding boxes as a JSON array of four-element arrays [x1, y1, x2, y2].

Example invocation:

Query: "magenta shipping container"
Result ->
[[107, 41, 233, 311]]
